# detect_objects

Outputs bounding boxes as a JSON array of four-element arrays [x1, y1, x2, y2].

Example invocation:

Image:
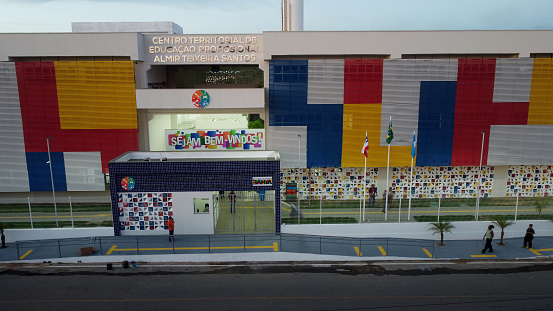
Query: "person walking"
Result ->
[[523, 224, 535, 248], [368, 184, 377, 208], [381, 190, 387, 213], [229, 191, 236, 213], [387, 187, 394, 207], [168, 217, 175, 241], [482, 225, 494, 254]]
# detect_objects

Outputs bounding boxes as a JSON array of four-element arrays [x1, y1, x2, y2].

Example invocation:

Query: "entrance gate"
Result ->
[[213, 191, 275, 233]]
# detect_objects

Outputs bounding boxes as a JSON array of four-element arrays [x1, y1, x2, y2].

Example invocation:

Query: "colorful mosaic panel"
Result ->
[[270, 58, 553, 169], [281, 167, 378, 200], [506, 165, 553, 197], [392, 166, 494, 198], [118, 192, 173, 231]]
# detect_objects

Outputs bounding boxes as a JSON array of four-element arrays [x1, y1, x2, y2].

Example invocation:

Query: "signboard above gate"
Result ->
[[166, 129, 265, 151]]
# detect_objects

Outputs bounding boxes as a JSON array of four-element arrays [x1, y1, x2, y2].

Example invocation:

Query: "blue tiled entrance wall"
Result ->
[[109, 160, 281, 236]]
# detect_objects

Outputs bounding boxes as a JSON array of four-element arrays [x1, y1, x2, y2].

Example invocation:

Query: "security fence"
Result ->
[[2, 234, 439, 262], [280, 196, 553, 225]]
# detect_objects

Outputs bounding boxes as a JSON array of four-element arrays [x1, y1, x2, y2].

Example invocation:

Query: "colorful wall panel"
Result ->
[[269, 58, 553, 175], [506, 165, 553, 197], [381, 59, 458, 147], [280, 167, 378, 200], [118, 192, 173, 231], [0, 61, 138, 192], [0, 62, 29, 192], [391, 166, 493, 199]]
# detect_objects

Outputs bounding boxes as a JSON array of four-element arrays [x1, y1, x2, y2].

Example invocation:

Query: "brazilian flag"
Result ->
[[386, 120, 394, 144]]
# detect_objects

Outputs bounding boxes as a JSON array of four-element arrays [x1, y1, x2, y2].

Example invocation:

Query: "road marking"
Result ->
[[106, 245, 117, 255], [19, 250, 33, 260], [528, 248, 542, 256], [470, 255, 497, 258], [378, 246, 387, 256], [106, 243, 279, 254], [353, 246, 362, 256], [422, 248, 433, 258]]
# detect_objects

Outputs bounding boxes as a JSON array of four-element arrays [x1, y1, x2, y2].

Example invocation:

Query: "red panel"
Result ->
[[16, 62, 138, 173], [451, 59, 529, 166], [344, 59, 383, 104]]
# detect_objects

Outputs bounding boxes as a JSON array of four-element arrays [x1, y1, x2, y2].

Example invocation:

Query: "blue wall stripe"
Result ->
[[269, 60, 308, 127], [26, 152, 67, 191], [307, 104, 343, 167], [416, 81, 457, 166]]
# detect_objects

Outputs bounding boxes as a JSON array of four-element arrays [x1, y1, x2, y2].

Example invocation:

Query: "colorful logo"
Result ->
[[192, 90, 210, 108], [121, 177, 135, 191]]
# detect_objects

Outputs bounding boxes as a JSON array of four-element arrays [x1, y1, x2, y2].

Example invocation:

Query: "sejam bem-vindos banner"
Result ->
[[166, 129, 265, 151]]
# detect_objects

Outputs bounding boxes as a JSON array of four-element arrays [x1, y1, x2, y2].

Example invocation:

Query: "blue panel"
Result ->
[[416, 81, 457, 166], [269, 60, 308, 127], [307, 104, 343, 167], [26, 152, 67, 191]]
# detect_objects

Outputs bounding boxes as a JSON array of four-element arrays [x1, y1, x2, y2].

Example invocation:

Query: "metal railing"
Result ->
[[280, 197, 553, 225], [2, 233, 440, 262]]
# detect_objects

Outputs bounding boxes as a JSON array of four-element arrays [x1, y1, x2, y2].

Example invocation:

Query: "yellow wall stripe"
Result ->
[[55, 61, 137, 130], [528, 58, 553, 125], [342, 103, 412, 167]]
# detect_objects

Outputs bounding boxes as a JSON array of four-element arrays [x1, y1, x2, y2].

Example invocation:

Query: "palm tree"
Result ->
[[428, 221, 455, 246], [491, 217, 513, 246]]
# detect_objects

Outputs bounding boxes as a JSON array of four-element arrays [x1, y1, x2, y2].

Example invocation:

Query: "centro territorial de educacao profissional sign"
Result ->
[[166, 129, 265, 151], [143, 34, 262, 64]]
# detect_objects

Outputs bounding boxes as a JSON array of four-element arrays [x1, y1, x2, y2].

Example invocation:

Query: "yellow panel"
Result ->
[[342, 104, 412, 167], [55, 61, 137, 129], [528, 59, 553, 125]]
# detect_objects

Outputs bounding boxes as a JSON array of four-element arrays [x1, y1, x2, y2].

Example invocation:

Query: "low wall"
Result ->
[[3, 227, 114, 243], [281, 220, 553, 240], [4, 221, 551, 243]]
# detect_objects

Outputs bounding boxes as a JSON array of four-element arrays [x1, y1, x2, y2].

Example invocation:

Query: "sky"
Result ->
[[1, 0, 553, 33]]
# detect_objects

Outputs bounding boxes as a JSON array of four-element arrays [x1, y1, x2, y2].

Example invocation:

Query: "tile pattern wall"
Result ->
[[506, 165, 553, 197], [391, 166, 494, 198], [118, 192, 173, 231], [281, 167, 378, 200]]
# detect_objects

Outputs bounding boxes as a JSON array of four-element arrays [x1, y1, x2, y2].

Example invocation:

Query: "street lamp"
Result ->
[[476, 131, 485, 221], [297, 134, 301, 169], [46, 136, 59, 227]]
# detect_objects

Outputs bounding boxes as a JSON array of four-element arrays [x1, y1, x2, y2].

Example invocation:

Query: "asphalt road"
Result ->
[[1, 262, 553, 311]]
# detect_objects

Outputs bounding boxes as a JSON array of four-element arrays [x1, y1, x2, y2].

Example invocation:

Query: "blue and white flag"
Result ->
[[411, 132, 417, 158]]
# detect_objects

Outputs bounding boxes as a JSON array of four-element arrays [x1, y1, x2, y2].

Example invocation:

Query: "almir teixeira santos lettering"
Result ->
[[146, 35, 261, 63]]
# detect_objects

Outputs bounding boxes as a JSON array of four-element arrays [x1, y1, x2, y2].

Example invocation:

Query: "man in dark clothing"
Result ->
[[523, 224, 535, 248], [368, 184, 377, 208]]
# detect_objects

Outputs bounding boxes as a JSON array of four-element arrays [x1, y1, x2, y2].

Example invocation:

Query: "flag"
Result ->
[[361, 132, 369, 158], [411, 132, 417, 158], [386, 120, 394, 144]]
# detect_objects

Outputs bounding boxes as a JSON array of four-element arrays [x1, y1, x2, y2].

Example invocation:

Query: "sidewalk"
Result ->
[[1, 234, 551, 264]]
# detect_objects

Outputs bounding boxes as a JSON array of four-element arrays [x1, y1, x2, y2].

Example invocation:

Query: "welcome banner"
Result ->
[[166, 129, 265, 151]]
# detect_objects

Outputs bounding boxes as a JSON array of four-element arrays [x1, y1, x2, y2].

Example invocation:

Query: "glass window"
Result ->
[[194, 198, 210, 214]]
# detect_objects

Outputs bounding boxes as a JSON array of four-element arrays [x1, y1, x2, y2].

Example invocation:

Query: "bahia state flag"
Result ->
[[411, 132, 417, 158], [386, 120, 394, 144], [361, 132, 369, 158]]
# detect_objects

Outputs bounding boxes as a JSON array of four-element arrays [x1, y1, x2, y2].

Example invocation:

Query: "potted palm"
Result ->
[[428, 221, 455, 246], [491, 217, 513, 246]]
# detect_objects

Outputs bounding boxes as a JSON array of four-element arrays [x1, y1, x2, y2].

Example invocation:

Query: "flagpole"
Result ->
[[363, 155, 366, 222], [409, 151, 414, 221], [386, 143, 390, 221], [385, 116, 391, 221], [409, 131, 415, 221]]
